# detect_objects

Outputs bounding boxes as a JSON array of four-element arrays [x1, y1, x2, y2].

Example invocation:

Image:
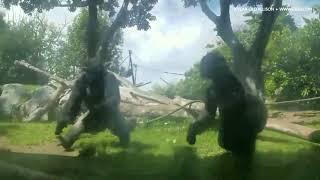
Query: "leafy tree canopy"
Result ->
[[2, 0, 158, 31], [0, 14, 63, 84]]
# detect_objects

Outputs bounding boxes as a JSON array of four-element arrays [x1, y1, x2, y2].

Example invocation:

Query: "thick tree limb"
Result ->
[[200, 0, 242, 50], [199, 0, 246, 64], [97, 0, 130, 62], [266, 120, 320, 143], [14, 60, 71, 87], [87, 0, 99, 59], [15, 61, 71, 121], [250, 0, 282, 67], [218, 0, 244, 51], [23, 85, 66, 122], [199, 0, 219, 24]]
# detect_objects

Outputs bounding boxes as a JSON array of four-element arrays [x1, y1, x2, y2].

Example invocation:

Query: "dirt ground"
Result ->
[[0, 136, 77, 157]]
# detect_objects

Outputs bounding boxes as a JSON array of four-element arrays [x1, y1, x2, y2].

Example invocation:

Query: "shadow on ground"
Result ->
[[1, 143, 320, 180]]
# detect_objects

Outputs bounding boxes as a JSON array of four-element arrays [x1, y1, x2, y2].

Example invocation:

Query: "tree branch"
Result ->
[[250, 0, 282, 67], [199, 0, 243, 52], [217, 0, 243, 50], [87, 0, 98, 58], [14, 60, 71, 87], [198, 0, 219, 24], [97, 0, 130, 62]]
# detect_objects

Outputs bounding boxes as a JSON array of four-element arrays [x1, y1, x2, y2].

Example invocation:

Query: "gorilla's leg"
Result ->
[[218, 123, 257, 157], [187, 110, 216, 145], [109, 112, 131, 146]]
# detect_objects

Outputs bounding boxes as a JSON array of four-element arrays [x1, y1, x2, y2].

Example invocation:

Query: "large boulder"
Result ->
[[0, 84, 31, 119], [20, 86, 56, 121]]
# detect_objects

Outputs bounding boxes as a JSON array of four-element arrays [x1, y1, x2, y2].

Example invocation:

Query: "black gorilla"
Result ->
[[55, 61, 130, 150], [187, 52, 267, 156]]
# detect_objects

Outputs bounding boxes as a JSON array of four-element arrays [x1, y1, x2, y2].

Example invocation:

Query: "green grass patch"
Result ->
[[0, 122, 56, 145], [0, 119, 320, 179], [300, 120, 320, 129]]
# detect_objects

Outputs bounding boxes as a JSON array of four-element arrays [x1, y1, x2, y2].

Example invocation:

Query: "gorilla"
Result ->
[[187, 51, 267, 156], [55, 61, 131, 150]]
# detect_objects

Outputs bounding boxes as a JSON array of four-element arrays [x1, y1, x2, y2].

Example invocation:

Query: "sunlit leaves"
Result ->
[[264, 17, 320, 101], [126, 0, 158, 30], [1, 0, 158, 31]]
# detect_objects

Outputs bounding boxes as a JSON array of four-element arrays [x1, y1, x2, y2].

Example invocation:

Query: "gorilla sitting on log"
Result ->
[[187, 51, 267, 156], [55, 61, 131, 150]]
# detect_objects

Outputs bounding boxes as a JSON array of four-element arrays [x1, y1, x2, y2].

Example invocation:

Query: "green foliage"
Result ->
[[151, 83, 177, 99], [0, 14, 63, 84], [234, 11, 298, 51], [2, 0, 158, 31], [264, 17, 320, 102], [150, 63, 211, 100], [175, 63, 211, 100], [53, 9, 123, 79], [1, 1, 159, 82]]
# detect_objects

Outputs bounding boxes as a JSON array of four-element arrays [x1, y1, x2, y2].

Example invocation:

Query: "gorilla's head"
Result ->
[[200, 51, 229, 79]]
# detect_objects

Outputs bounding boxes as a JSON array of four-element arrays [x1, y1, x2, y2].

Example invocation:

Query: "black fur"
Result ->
[[187, 52, 267, 156], [56, 63, 130, 149]]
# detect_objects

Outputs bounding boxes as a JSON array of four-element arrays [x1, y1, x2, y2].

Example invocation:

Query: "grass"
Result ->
[[0, 122, 56, 145], [301, 120, 320, 129], [0, 119, 320, 179]]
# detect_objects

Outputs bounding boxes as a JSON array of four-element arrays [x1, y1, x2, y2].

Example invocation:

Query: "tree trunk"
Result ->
[[232, 50, 265, 100], [87, 0, 98, 60]]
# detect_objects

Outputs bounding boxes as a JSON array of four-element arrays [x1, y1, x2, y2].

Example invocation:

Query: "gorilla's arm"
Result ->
[[193, 87, 218, 129], [55, 74, 87, 135], [186, 86, 218, 145], [66, 74, 87, 121], [203, 85, 218, 120]]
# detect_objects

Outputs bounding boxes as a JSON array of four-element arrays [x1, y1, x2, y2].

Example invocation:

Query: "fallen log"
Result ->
[[14, 61, 202, 120], [15, 60, 71, 87], [23, 85, 66, 122], [266, 120, 320, 143]]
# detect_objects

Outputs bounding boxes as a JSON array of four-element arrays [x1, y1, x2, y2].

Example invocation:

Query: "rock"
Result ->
[[20, 86, 55, 121], [0, 84, 30, 119]]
